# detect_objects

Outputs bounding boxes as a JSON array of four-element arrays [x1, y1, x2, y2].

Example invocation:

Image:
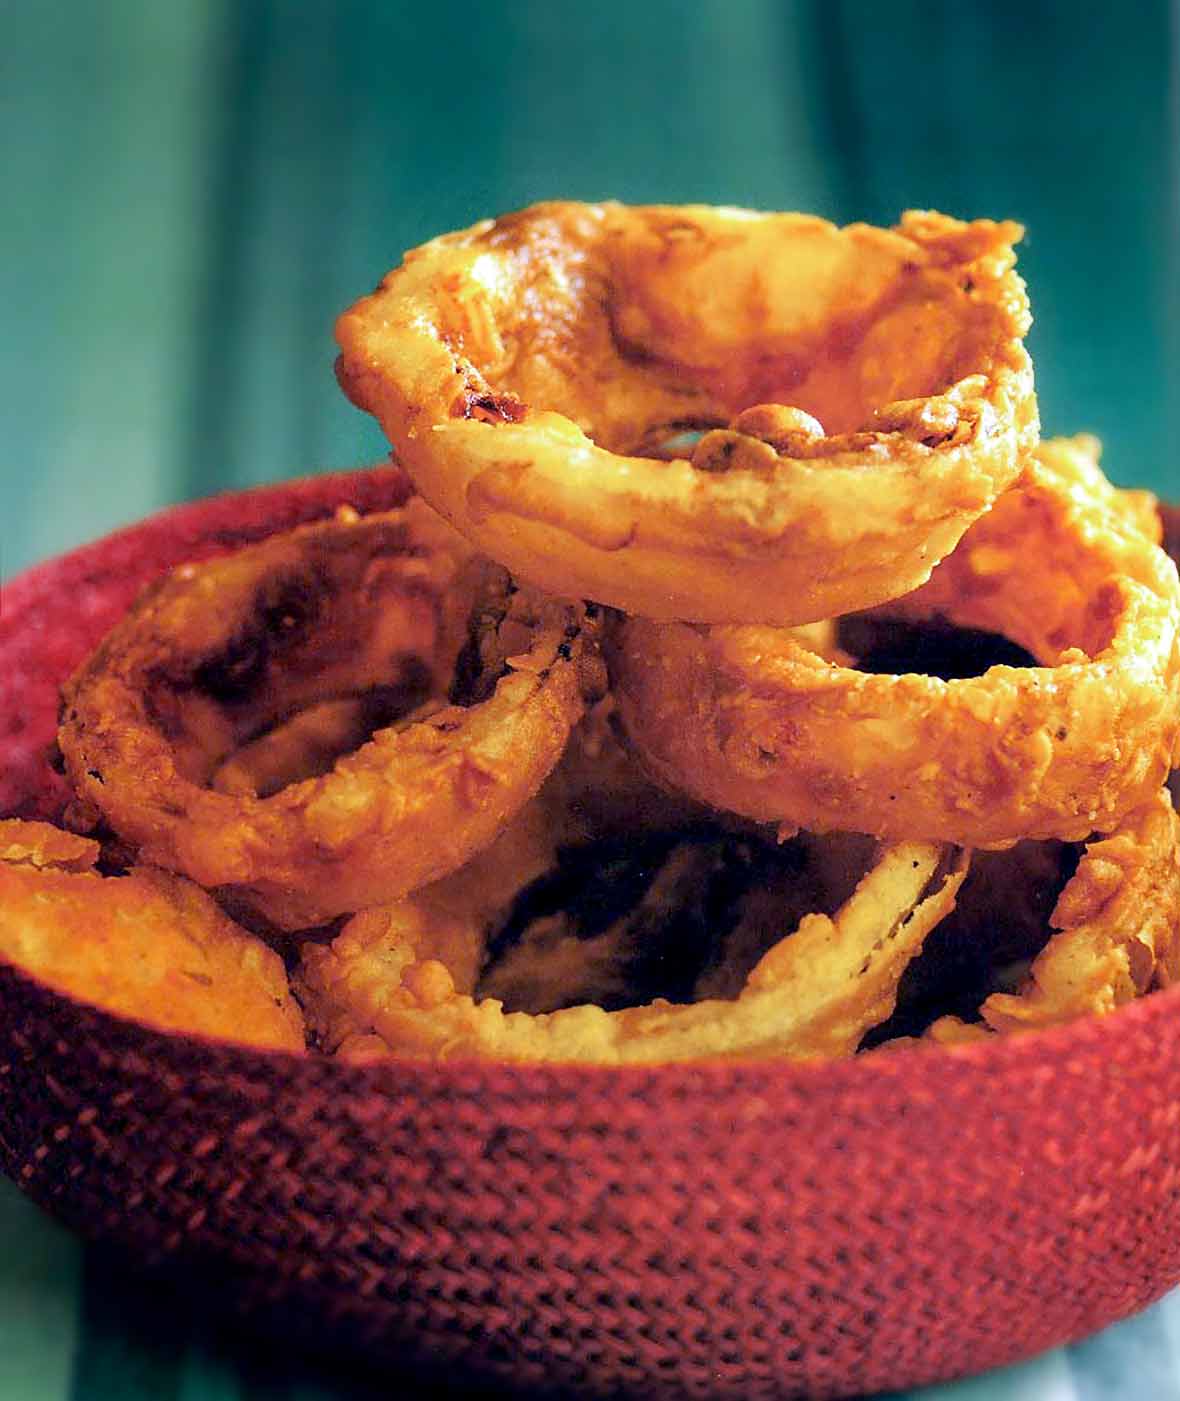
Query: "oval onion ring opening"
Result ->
[[609, 438, 1180, 847], [335, 201, 1037, 624], [57, 503, 592, 929], [295, 838, 967, 1065]]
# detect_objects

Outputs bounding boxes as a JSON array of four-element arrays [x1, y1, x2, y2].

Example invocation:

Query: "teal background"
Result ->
[[3, 2, 1180, 1397], [2, 0, 1178, 582]]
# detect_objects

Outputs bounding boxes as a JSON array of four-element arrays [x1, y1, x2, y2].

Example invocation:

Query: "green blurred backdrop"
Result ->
[[3, 6, 1180, 1398], [3, 0, 1178, 577]]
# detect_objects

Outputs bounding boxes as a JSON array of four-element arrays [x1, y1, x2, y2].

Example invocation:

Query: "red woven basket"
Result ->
[[3, 468, 1180, 1401]]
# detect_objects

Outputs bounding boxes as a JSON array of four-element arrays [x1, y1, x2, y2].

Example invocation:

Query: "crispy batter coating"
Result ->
[[979, 788, 1180, 1030], [920, 788, 1180, 1042], [0, 819, 304, 1050], [58, 503, 592, 928], [863, 837, 1076, 1043], [0, 817, 101, 872], [210, 696, 396, 798], [296, 839, 967, 1065], [312, 700, 714, 1014], [1045, 434, 1162, 544], [336, 202, 1036, 624], [610, 438, 1180, 846]]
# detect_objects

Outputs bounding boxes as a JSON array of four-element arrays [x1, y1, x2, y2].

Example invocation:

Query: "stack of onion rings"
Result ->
[[4, 201, 1176, 1064]]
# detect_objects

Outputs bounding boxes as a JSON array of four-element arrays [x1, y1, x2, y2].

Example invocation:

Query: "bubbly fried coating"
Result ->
[[0, 818, 101, 873], [904, 788, 1180, 1045], [210, 696, 392, 798], [0, 819, 305, 1050], [57, 503, 593, 929], [337, 202, 1036, 625], [296, 839, 967, 1065], [980, 788, 1180, 1030], [1036, 434, 1162, 543], [610, 438, 1180, 846]]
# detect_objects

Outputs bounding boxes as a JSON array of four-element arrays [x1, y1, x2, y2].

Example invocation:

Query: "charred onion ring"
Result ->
[[0, 819, 305, 1050], [296, 839, 967, 1064], [609, 438, 1180, 847], [58, 503, 591, 929], [336, 201, 1037, 624]]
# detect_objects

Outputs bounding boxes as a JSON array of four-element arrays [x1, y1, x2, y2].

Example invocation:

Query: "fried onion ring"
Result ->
[[922, 788, 1180, 1041], [336, 201, 1036, 624], [58, 504, 591, 928], [295, 839, 967, 1064], [0, 819, 305, 1050], [609, 438, 1180, 846]]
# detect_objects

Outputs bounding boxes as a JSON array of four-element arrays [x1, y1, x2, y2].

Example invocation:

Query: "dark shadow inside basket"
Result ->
[[0, 475, 1179, 1401]]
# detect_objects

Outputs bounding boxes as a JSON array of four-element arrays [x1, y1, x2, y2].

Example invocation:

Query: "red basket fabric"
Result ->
[[1, 474, 1179, 1401]]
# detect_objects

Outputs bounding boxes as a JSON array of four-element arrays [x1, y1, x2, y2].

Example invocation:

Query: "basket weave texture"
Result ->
[[2, 471, 1179, 1401]]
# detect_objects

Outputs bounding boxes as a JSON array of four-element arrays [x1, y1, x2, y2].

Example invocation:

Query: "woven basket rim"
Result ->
[[5, 948, 1178, 1098], [1, 463, 398, 596]]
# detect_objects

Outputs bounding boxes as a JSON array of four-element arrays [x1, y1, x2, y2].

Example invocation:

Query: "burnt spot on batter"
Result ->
[[452, 387, 528, 424], [194, 571, 325, 705], [448, 567, 517, 708]]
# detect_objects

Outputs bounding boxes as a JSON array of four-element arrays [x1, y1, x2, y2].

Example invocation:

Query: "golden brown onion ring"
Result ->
[[861, 837, 1076, 1045], [923, 789, 1180, 1040], [58, 505, 591, 928], [309, 694, 717, 1024], [336, 201, 1036, 624], [1034, 433, 1160, 544], [0, 819, 305, 1050], [295, 840, 967, 1065], [610, 438, 1180, 846]]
